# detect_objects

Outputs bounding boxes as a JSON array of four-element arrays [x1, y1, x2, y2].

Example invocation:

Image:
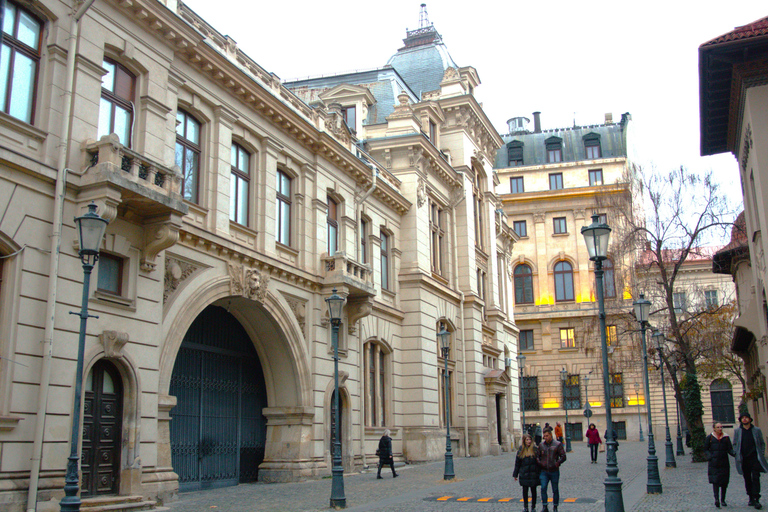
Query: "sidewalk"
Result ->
[[166, 440, 756, 511]]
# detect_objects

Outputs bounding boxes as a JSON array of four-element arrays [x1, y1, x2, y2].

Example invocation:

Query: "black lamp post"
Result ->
[[61, 203, 108, 512], [581, 214, 624, 511], [632, 294, 662, 494], [517, 353, 526, 436], [326, 289, 346, 509], [671, 362, 685, 456], [652, 330, 676, 468], [438, 327, 455, 480], [559, 368, 572, 452], [635, 386, 644, 442]]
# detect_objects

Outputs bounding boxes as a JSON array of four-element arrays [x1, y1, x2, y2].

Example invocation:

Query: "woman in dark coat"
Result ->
[[376, 429, 397, 479], [513, 433, 540, 512], [705, 422, 735, 508]]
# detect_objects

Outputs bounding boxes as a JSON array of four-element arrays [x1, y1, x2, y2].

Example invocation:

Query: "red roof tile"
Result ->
[[700, 16, 768, 48]]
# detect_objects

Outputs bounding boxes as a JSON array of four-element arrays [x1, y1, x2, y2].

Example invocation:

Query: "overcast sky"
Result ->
[[182, 0, 765, 212]]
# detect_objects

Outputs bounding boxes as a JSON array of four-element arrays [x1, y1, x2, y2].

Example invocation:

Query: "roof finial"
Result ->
[[419, 3, 430, 28]]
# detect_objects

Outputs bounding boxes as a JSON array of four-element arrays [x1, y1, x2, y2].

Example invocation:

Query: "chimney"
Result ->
[[605, 113, 613, 125], [533, 111, 541, 133]]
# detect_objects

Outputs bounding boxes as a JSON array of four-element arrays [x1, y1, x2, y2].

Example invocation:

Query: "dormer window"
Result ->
[[507, 141, 524, 167], [545, 137, 563, 163], [341, 106, 356, 133], [584, 133, 601, 159]]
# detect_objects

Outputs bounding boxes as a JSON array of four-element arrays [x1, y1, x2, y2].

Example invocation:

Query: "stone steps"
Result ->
[[80, 495, 167, 512]]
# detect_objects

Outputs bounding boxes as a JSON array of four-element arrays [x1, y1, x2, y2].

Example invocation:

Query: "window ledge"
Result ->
[[93, 291, 137, 311], [552, 233, 569, 237], [277, 241, 300, 257], [381, 288, 396, 299], [559, 347, 578, 352], [0, 111, 47, 142]]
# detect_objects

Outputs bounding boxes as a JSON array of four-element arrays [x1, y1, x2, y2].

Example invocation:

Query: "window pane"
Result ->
[[182, 148, 199, 201], [114, 105, 130, 145], [0, 44, 9, 109], [97, 255, 121, 294], [328, 224, 337, 255], [239, 148, 249, 175], [97, 98, 112, 140], [3, 3, 15, 37], [102, 61, 116, 91], [230, 174, 237, 220], [9, 52, 35, 122], [18, 10, 40, 50], [176, 111, 184, 135], [186, 116, 199, 144], [237, 178, 247, 224], [278, 200, 290, 243]]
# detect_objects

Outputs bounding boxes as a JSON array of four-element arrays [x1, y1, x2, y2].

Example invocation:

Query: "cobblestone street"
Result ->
[[166, 438, 762, 511]]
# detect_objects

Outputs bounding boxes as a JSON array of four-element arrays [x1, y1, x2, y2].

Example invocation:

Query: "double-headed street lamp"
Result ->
[[632, 294, 662, 494], [670, 362, 686, 456], [652, 330, 677, 468], [517, 353, 526, 435], [438, 327, 455, 480], [326, 289, 347, 509], [61, 203, 109, 512], [581, 214, 624, 511], [559, 368, 572, 452]]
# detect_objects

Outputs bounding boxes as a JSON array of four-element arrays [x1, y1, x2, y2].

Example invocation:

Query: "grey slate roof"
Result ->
[[387, 40, 458, 99], [494, 114, 631, 168]]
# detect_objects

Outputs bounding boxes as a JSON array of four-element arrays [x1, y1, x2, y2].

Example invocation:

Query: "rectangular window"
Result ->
[[230, 143, 250, 226], [547, 148, 562, 163], [513, 220, 527, 237], [606, 325, 618, 347], [610, 373, 624, 408], [429, 120, 437, 142], [341, 106, 356, 132], [560, 327, 575, 348], [365, 342, 387, 427], [97, 253, 123, 295], [276, 170, 291, 245], [549, 173, 563, 190], [673, 292, 687, 315], [589, 169, 603, 186], [705, 290, 719, 309], [176, 110, 201, 203], [1, 2, 42, 124], [520, 329, 534, 350], [98, 60, 135, 147], [430, 200, 445, 275], [563, 374, 581, 410], [327, 196, 338, 255], [522, 376, 539, 411], [360, 219, 368, 264], [477, 268, 486, 302], [586, 143, 601, 160], [380, 231, 389, 290], [507, 143, 524, 166], [553, 217, 567, 234], [510, 176, 524, 194]]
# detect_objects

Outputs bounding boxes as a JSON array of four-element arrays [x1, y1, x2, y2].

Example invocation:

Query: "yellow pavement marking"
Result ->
[[437, 496, 452, 501], [457, 497, 472, 501], [564, 498, 577, 502], [478, 498, 493, 502], [498, 498, 517, 502]]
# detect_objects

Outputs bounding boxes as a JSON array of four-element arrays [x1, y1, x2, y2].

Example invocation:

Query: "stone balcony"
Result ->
[[321, 251, 376, 299], [78, 134, 189, 272]]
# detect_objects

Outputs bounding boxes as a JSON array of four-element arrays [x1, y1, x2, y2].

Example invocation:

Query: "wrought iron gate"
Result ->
[[170, 306, 267, 492]]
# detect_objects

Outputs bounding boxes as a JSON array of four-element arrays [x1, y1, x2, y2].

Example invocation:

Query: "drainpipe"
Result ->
[[354, 168, 377, 468], [27, 1, 97, 510], [450, 172, 468, 456]]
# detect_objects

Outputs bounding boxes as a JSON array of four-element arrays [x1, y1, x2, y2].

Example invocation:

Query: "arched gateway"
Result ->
[[170, 305, 268, 491]]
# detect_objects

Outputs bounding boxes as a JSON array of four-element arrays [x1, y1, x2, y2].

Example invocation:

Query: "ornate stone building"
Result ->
[[0, 1, 516, 510]]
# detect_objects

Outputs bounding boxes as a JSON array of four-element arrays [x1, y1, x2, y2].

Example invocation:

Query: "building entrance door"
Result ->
[[82, 360, 123, 497], [170, 305, 268, 491]]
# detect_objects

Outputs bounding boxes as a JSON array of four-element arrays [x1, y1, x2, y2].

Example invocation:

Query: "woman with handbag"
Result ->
[[377, 429, 398, 479], [586, 423, 602, 463], [513, 433, 540, 512]]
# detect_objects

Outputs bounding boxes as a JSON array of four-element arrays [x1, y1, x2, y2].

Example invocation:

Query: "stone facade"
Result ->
[[0, 1, 516, 511]]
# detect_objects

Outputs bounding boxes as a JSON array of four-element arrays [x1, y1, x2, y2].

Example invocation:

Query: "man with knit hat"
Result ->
[[734, 411, 768, 508]]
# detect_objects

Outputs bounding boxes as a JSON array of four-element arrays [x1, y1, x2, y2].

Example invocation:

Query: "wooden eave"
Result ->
[[112, 0, 409, 215]]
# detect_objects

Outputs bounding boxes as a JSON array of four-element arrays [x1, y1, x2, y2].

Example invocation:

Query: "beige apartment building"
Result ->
[[700, 16, 768, 430], [0, 1, 517, 511]]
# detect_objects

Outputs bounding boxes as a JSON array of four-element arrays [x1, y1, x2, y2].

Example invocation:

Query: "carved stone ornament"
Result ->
[[285, 296, 307, 336], [164, 257, 199, 304], [346, 298, 373, 334], [142, 216, 183, 273], [99, 330, 129, 358], [229, 263, 270, 302], [417, 178, 427, 208], [533, 212, 545, 224], [442, 67, 458, 80]]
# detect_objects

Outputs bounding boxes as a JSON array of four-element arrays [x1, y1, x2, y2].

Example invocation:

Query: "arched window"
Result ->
[[176, 109, 201, 203], [98, 59, 135, 146], [603, 258, 616, 298], [364, 340, 389, 427], [554, 261, 574, 302], [1, 1, 42, 124], [230, 143, 250, 225], [710, 379, 735, 423], [514, 264, 534, 304]]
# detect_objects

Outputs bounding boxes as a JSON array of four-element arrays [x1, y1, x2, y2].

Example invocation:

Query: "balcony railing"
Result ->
[[321, 251, 376, 298]]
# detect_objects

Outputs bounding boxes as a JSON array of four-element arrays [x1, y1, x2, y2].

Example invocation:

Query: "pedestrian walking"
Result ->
[[733, 411, 768, 509], [376, 429, 398, 479], [513, 433, 540, 512], [534, 423, 543, 445], [554, 422, 564, 444], [705, 422, 735, 508], [586, 423, 602, 463], [536, 427, 566, 512]]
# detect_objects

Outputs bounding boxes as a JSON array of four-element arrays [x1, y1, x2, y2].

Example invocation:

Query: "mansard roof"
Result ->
[[386, 25, 459, 99]]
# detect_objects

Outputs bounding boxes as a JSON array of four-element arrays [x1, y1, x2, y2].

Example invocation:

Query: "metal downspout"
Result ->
[[354, 169, 377, 468], [27, 1, 96, 510], [450, 173, 468, 456]]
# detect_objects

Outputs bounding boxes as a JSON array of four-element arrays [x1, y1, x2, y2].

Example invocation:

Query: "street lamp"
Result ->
[[326, 289, 346, 509], [560, 368, 572, 452], [670, 362, 685, 456], [61, 203, 108, 512], [652, 330, 676, 468], [581, 214, 624, 511], [438, 326, 455, 480], [634, 385, 644, 442], [517, 353, 526, 436], [632, 293, 661, 494]]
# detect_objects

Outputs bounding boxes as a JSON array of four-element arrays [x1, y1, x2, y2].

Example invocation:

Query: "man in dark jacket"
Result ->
[[536, 427, 566, 512], [376, 429, 398, 479], [733, 412, 768, 508]]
